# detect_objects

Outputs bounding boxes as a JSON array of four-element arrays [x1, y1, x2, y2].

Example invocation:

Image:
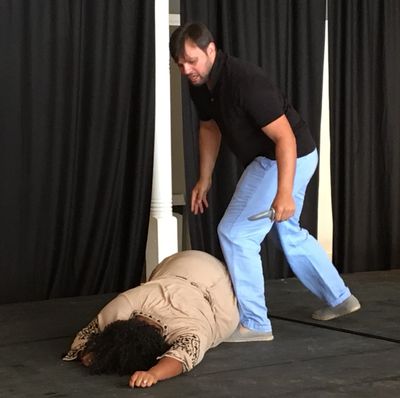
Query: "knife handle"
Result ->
[[248, 208, 275, 221]]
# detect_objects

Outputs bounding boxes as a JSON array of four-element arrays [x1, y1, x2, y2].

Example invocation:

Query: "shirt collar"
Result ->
[[207, 50, 227, 92]]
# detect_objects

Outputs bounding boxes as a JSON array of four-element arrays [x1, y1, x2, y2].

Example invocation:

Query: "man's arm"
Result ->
[[191, 119, 222, 214], [261, 114, 297, 222], [129, 356, 183, 388]]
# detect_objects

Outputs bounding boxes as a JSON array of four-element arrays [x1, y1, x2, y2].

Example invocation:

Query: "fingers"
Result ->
[[194, 197, 208, 215], [273, 207, 295, 222], [191, 187, 209, 215], [80, 353, 94, 367], [193, 198, 204, 215], [271, 194, 296, 222], [191, 189, 198, 213], [129, 372, 158, 389]]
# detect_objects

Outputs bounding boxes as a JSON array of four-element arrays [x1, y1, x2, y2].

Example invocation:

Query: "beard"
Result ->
[[187, 59, 213, 86], [187, 73, 209, 86]]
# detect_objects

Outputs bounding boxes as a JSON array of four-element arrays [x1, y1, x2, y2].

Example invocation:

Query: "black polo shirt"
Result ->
[[189, 51, 316, 166]]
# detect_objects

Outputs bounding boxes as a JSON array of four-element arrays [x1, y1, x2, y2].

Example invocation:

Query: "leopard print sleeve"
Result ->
[[160, 333, 202, 372], [62, 317, 100, 361]]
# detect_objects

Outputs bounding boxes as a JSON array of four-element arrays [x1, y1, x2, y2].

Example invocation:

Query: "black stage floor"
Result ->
[[1, 270, 399, 397]]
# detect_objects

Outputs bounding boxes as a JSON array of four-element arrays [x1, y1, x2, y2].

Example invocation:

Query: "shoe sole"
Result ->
[[312, 303, 361, 321], [225, 334, 274, 343]]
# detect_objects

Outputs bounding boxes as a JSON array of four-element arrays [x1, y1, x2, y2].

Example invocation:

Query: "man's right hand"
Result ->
[[191, 178, 212, 214]]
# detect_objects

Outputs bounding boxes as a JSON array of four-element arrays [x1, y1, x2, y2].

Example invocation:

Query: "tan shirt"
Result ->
[[63, 250, 239, 372]]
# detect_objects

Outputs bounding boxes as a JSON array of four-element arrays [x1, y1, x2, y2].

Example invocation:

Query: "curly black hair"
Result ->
[[83, 318, 170, 376]]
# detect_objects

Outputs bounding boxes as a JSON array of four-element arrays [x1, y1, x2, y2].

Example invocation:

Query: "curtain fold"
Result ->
[[329, 0, 400, 272], [0, 0, 155, 303], [181, 0, 326, 278]]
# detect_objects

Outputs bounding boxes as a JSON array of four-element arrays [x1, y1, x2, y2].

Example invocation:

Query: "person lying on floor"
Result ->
[[62, 250, 240, 388]]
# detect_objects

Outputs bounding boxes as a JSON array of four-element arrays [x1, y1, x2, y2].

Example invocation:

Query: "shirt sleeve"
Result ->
[[62, 317, 100, 361], [159, 332, 207, 372], [240, 72, 285, 128]]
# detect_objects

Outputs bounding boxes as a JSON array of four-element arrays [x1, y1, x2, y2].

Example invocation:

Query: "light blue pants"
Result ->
[[217, 149, 351, 332]]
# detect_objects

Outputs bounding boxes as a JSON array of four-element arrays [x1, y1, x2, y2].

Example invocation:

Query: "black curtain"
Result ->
[[329, 0, 400, 272], [181, 0, 326, 278], [0, 0, 155, 303]]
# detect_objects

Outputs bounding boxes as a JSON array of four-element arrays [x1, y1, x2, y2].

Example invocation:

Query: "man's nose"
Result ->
[[182, 64, 192, 75]]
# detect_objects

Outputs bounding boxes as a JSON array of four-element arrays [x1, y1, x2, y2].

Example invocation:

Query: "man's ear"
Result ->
[[207, 42, 216, 56]]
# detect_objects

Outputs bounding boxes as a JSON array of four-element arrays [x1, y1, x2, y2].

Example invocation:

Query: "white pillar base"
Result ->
[[146, 215, 178, 278]]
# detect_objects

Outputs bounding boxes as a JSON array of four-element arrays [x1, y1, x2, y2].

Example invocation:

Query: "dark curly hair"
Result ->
[[83, 318, 170, 376]]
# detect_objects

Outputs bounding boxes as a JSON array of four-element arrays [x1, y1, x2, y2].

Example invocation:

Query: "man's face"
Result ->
[[176, 40, 215, 86]]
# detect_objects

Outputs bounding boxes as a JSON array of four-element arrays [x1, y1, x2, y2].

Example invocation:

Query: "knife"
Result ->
[[248, 208, 275, 221]]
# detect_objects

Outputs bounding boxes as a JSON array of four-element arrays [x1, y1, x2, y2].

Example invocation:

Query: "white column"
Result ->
[[317, 16, 333, 259], [146, 0, 178, 278]]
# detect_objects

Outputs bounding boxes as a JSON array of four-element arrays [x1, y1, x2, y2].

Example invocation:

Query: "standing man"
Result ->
[[169, 22, 360, 342]]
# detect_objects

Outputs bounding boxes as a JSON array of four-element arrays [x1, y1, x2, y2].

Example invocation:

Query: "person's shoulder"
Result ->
[[225, 54, 266, 78], [224, 54, 272, 92]]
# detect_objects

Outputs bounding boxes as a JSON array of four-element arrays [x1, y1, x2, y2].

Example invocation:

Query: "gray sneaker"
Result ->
[[225, 325, 274, 343], [312, 295, 361, 321]]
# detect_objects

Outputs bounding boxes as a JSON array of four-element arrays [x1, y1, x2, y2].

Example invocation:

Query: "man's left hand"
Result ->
[[271, 193, 295, 222]]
